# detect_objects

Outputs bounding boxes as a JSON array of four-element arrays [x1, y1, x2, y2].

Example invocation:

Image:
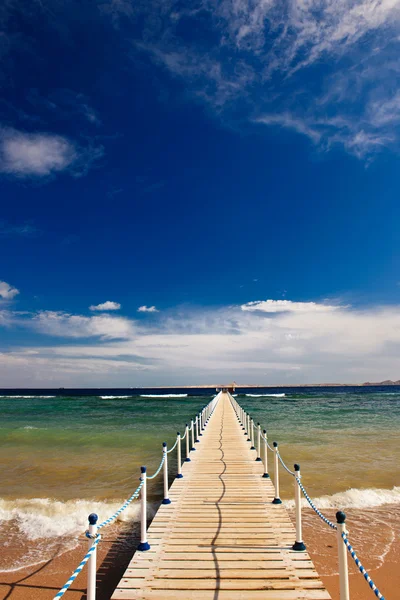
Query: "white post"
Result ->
[[195, 415, 199, 442], [250, 418, 255, 450], [191, 419, 195, 450], [138, 466, 150, 551], [272, 442, 282, 504], [256, 423, 262, 461], [87, 513, 98, 600], [247, 413, 251, 440], [262, 429, 269, 478], [199, 410, 203, 435], [162, 442, 171, 504], [176, 432, 183, 478], [336, 512, 350, 600], [292, 464, 306, 550], [185, 424, 190, 461]]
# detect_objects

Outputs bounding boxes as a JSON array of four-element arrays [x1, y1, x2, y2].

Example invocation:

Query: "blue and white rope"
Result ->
[[97, 480, 143, 530], [277, 451, 296, 476], [296, 479, 337, 530], [181, 429, 187, 440], [167, 438, 179, 453], [260, 433, 275, 452], [53, 535, 101, 599], [341, 533, 385, 599], [147, 453, 166, 479]]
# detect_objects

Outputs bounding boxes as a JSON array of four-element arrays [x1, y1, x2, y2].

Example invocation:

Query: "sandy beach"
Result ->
[[0, 505, 398, 599]]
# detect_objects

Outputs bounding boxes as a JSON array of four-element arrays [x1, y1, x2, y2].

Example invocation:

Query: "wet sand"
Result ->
[[0, 521, 140, 600], [1, 506, 398, 600]]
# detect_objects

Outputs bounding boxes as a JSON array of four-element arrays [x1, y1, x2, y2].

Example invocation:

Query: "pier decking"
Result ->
[[112, 392, 331, 600]]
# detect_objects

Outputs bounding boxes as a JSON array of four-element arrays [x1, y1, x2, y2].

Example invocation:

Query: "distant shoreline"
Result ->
[[1, 381, 400, 390]]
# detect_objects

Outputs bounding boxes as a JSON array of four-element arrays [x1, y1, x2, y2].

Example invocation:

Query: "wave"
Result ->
[[0, 497, 141, 572], [245, 393, 286, 398], [285, 486, 400, 510], [0, 395, 56, 399], [100, 395, 131, 399], [0, 497, 140, 540], [140, 394, 188, 398]]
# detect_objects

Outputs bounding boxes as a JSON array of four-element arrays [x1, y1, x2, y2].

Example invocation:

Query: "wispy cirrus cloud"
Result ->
[[241, 300, 340, 314], [31, 311, 134, 339], [0, 220, 40, 237], [27, 88, 101, 126], [103, 0, 400, 158], [0, 126, 104, 178]]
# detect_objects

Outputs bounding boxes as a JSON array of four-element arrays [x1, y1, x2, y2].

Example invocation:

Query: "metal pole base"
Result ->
[[162, 498, 172, 505], [272, 498, 282, 504], [292, 541, 306, 551], [191, 447, 196, 451], [195, 439, 200, 443], [262, 473, 270, 478], [250, 446, 256, 450], [176, 473, 183, 478], [138, 541, 151, 551], [185, 457, 191, 462], [247, 438, 251, 441], [255, 457, 262, 461]]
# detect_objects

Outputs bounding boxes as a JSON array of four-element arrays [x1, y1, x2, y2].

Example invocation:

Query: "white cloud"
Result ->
[[0, 128, 77, 176], [0, 280, 19, 300], [89, 301, 121, 311], [5, 297, 400, 385], [241, 300, 339, 313], [0, 127, 104, 178], [255, 114, 322, 144], [105, 0, 400, 158], [138, 305, 159, 313], [31, 311, 134, 339]]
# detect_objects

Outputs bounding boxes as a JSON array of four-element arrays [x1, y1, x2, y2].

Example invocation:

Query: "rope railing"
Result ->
[[166, 437, 179, 453], [97, 480, 144, 529], [296, 477, 337, 530], [277, 450, 296, 476], [147, 453, 166, 479], [53, 536, 101, 599], [53, 391, 222, 600], [341, 531, 385, 600], [229, 393, 388, 600]]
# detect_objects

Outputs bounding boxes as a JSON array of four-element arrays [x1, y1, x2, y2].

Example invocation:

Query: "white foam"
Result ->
[[246, 393, 286, 398], [100, 395, 131, 399], [0, 496, 147, 572], [22, 426, 39, 430], [140, 394, 188, 398], [0, 497, 140, 541], [284, 486, 400, 510]]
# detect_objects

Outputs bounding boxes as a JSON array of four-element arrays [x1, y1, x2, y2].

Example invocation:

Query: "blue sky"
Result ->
[[1, 0, 400, 386]]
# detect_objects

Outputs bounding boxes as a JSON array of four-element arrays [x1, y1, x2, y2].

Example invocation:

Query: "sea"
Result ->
[[1, 385, 399, 574]]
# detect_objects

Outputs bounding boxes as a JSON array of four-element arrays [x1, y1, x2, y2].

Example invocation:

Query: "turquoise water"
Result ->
[[1, 387, 400, 572], [1, 387, 399, 501]]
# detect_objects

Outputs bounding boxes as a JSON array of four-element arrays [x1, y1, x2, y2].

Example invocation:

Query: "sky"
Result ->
[[1, 0, 400, 386]]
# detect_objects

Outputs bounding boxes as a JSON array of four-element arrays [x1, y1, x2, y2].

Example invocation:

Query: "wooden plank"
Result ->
[[113, 588, 331, 599], [112, 392, 331, 600]]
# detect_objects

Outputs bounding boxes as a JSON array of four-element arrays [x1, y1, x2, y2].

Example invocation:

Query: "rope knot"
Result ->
[[85, 530, 100, 540]]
